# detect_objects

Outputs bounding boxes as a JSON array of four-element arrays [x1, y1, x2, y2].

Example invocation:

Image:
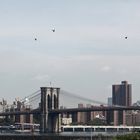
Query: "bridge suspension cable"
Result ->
[[20, 90, 40, 102], [19, 90, 41, 109], [60, 90, 108, 106], [23, 94, 40, 105]]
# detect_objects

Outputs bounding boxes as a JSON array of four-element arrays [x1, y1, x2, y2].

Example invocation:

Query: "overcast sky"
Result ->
[[0, 0, 140, 104]]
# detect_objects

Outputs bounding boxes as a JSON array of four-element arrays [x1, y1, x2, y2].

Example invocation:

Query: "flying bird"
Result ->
[[125, 36, 128, 39], [52, 28, 55, 32], [35, 38, 37, 41]]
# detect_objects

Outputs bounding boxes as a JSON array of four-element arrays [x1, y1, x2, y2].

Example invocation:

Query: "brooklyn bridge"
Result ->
[[0, 87, 140, 133]]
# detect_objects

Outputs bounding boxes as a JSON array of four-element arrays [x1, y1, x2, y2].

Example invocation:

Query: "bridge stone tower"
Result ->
[[40, 87, 60, 133]]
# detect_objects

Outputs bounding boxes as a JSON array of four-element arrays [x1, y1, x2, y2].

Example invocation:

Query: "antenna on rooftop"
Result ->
[[50, 82, 52, 87]]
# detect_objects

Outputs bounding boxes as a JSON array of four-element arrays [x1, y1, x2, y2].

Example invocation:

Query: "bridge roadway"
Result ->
[[49, 106, 140, 113], [0, 106, 140, 116], [0, 109, 40, 116]]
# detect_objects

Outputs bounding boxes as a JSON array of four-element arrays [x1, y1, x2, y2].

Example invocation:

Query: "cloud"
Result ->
[[32, 74, 49, 81], [101, 66, 111, 72], [117, 69, 128, 75]]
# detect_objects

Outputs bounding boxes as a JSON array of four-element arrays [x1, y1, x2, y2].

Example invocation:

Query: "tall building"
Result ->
[[112, 81, 132, 125], [77, 103, 85, 124], [112, 81, 132, 106], [125, 111, 140, 126], [108, 97, 112, 106]]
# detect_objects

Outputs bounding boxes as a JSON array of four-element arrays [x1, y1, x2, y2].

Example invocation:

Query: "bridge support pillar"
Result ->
[[48, 113, 61, 133], [71, 112, 77, 123], [123, 110, 126, 126], [114, 110, 118, 126], [40, 87, 60, 133]]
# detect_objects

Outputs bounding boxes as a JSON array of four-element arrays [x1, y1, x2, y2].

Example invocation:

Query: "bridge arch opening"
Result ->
[[47, 94, 51, 109], [54, 94, 57, 109]]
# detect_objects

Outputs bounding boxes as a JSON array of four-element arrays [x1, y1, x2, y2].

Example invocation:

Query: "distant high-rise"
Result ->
[[112, 81, 132, 125], [108, 97, 112, 106], [77, 103, 86, 124], [112, 81, 132, 106]]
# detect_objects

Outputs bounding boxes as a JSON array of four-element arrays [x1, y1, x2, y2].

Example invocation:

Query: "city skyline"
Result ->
[[0, 1, 140, 103]]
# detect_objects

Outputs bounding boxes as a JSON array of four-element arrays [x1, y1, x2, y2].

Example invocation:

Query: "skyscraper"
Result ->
[[108, 97, 112, 106], [112, 81, 132, 106], [112, 81, 132, 125]]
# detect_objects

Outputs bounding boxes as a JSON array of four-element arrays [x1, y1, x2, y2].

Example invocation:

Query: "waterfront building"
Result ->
[[108, 97, 112, 106], [62, 117, 72, 125], [112, 81, 132, 125], [77, 103, 86, 124], [112, 81, 132, 106], [125, 111, 140, 126]]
